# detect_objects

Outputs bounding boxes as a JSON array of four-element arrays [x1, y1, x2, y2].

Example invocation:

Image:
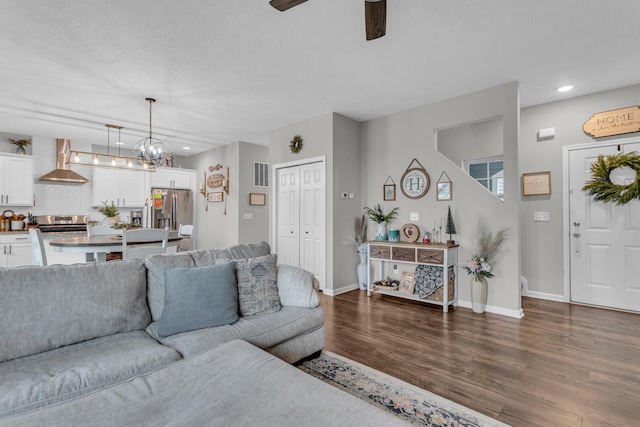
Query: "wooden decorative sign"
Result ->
[[207, 174, 224, 188], [583, 106, 640, 138]]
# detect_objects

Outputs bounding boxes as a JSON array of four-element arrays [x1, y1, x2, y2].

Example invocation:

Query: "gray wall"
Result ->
[[519, 83, 640, 298], [361, 82, 522, 314], [437, 117, 503, 167], [183, 140, 269, 250], [269, 113, 362, 294], [238, 142, 269, 244]]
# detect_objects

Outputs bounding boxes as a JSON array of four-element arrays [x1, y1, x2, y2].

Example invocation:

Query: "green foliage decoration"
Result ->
[[582, 151, 640, 205]]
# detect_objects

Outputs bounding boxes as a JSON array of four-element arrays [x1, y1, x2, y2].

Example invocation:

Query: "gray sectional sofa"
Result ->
[[0, 242, 326, 420]]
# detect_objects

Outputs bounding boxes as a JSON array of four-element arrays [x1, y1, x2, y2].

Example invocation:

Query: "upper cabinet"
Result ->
[[0, 154, 34, 206], [92, 168, 147, 208], [150, 168, 194, 190]]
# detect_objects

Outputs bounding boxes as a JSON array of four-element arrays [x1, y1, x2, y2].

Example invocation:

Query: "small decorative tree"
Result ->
[[446, 206, 457, 244]]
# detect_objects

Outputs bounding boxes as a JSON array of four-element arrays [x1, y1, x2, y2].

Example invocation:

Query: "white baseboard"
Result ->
[[525, 290, 565, 302], [457, 300, 524, 318], [323, 284, 360, 296]]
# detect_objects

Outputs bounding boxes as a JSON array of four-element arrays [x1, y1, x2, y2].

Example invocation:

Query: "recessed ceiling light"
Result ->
[[115, 141, 124, 145], [182, 146, 191, 150], [557, 85, 574, 92]]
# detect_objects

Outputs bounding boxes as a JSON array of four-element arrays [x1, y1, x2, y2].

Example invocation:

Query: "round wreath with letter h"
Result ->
[[289, 134, 303, 154], [582, 151, 640, 205]]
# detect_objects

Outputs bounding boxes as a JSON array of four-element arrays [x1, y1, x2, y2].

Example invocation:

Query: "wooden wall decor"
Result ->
[[583, 105, 640, 138]]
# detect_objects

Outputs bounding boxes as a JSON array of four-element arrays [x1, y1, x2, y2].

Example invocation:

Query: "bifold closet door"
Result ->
[[276, 162, 326, 290]]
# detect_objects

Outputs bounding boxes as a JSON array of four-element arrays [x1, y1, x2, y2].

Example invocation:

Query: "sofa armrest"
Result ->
[[276, 264, 319, 308]]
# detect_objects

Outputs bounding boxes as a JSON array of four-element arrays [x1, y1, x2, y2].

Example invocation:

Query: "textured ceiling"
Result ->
[[1, 0, 639, 155]]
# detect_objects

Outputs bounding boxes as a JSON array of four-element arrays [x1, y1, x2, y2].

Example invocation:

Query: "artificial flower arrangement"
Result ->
[[463, 228, 508, 280]]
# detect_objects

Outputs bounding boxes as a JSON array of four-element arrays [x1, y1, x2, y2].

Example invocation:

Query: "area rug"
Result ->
[[299, 352, 508, 427]]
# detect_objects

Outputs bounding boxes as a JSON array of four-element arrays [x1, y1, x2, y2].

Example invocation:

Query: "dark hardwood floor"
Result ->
[[318, 290, 640, 426]]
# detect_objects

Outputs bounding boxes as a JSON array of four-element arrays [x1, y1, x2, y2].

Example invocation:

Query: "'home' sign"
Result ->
[[583, 105, 640, 138]]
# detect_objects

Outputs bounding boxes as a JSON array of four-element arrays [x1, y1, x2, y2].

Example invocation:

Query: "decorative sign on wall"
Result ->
[[522, 171, 551, 196], [583, 105, 640, 138]]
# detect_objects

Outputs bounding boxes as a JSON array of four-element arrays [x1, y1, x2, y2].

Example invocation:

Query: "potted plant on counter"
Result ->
[[363, 204, 399, 241], [97, 200, 119, 226]]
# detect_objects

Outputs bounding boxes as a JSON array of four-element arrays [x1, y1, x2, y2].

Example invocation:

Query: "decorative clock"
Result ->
[[400, 159, 430, 199]]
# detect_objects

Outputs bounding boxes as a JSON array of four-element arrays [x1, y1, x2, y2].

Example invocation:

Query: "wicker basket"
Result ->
[[424, 276, 455, 303]]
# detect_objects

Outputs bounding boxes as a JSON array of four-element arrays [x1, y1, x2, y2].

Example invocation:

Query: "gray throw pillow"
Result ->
[[236, 254, 281, 316], [157, 262, 239, 338]]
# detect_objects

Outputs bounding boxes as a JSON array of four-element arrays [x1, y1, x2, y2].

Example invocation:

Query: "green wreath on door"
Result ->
[[582, 151, 640, 205]]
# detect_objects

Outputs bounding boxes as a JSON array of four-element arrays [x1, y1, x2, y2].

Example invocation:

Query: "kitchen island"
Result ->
[[49, 232, 182, 262]]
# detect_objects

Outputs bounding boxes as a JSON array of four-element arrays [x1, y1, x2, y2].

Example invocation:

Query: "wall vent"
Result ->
[[253, 162, 269, 187]]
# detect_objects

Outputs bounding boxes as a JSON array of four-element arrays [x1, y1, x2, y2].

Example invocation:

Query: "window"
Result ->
[[463, 157, 504, 199], [253, 162, 269, 187]]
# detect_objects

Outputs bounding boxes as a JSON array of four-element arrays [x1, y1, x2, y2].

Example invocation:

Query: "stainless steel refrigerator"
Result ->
[[149, 188, 193, 231]]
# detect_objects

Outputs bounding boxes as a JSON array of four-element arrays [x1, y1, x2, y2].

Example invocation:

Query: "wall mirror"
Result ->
[[435, 117, 504, 200]]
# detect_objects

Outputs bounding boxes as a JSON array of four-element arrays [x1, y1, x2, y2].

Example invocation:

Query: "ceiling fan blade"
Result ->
[[270, 0, 308, 12], [365, 0, 386, 41]]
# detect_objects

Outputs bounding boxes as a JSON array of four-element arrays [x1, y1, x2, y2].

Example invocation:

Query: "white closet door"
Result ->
[[277, 167, 300, 267], [299, 162, 325, 290]]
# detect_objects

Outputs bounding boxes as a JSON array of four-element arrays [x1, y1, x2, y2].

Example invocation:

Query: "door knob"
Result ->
[[573, 232, 581, 238]]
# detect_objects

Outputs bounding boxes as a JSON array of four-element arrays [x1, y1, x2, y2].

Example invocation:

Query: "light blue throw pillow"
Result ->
[[157, 262, 239, 338]]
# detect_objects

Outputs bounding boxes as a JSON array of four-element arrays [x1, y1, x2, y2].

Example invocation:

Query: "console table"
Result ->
[[366, 241, 459, 312]]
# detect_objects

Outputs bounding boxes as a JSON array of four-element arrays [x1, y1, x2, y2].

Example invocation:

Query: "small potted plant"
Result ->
[[363, 204, 399, 241], [8, 138, 32, 155], [97, 200, 119, 226]]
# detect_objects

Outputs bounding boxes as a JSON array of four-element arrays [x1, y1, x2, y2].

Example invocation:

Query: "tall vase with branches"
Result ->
[[464, 227, 508, 313], [354, 215, 369, 290]]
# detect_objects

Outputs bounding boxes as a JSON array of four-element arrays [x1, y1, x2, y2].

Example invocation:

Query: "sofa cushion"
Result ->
[[1, 340, 407, 427], [145, 251, 197, 321], [0, 330, 181, 418], [157, 262, 239, 338], [276, 264, 320, 308], [236, 254, 281, 316], [0, 260, 150, 363], [147, 305, 324, 359], [190, 241, 271, 267]]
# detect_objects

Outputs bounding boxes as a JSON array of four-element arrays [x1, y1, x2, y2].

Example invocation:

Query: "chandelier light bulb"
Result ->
[[93, 155, 99, 164], [74, 153, 80, 162]]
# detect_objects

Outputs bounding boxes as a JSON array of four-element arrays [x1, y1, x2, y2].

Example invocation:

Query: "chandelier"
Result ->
[[68, 124, 144, 170], [134, 98, 168, 169]]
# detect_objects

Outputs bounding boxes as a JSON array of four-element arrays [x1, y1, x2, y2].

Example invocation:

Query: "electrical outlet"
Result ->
[[393, 264, 398, 273], [410, 212, 419, 221]]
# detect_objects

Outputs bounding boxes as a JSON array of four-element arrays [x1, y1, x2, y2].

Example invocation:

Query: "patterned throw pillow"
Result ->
[[236, 254, 281, 316]]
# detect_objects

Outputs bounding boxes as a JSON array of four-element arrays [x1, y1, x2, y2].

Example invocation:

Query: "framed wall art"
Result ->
[[207, 192, 225, 202], [522, 171, 551, 196], [436, 171, 452, 201], [399, 272, 415, 294], [249, 193, 266, 206], [383, 176, 396, 201]]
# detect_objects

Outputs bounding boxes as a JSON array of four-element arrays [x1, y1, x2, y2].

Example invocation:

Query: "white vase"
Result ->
[[375, 221, 388, 241], [470, 276, 488, 314], [102, 216, 119, 226], [357, 252, 368, 290]]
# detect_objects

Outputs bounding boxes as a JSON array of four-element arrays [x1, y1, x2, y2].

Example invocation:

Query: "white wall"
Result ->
[[361, 82, 521, 316], [519, 83, 640, 299]]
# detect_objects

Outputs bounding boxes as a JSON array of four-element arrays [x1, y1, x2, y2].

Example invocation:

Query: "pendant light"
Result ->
[[134, 98, 167, 169], [68, 123, 142, 170]]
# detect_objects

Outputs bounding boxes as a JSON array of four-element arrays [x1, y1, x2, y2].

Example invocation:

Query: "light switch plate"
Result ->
[[410, 212, 419, 221], [533, 212, 549, 222], [243, 213, 253, 220]]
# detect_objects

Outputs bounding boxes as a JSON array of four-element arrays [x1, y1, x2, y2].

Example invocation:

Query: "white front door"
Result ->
[[569, 142, 640, 311]]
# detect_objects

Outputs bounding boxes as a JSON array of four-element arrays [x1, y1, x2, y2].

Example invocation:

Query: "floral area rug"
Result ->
[[299, 352, 508, 427]]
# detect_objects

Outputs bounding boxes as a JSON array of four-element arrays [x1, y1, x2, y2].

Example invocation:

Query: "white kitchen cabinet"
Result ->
[[0, 233, 32, 267], [150, 168, 194, 189], [92, 168, 147, 208], [0, 154, 34, 206]]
